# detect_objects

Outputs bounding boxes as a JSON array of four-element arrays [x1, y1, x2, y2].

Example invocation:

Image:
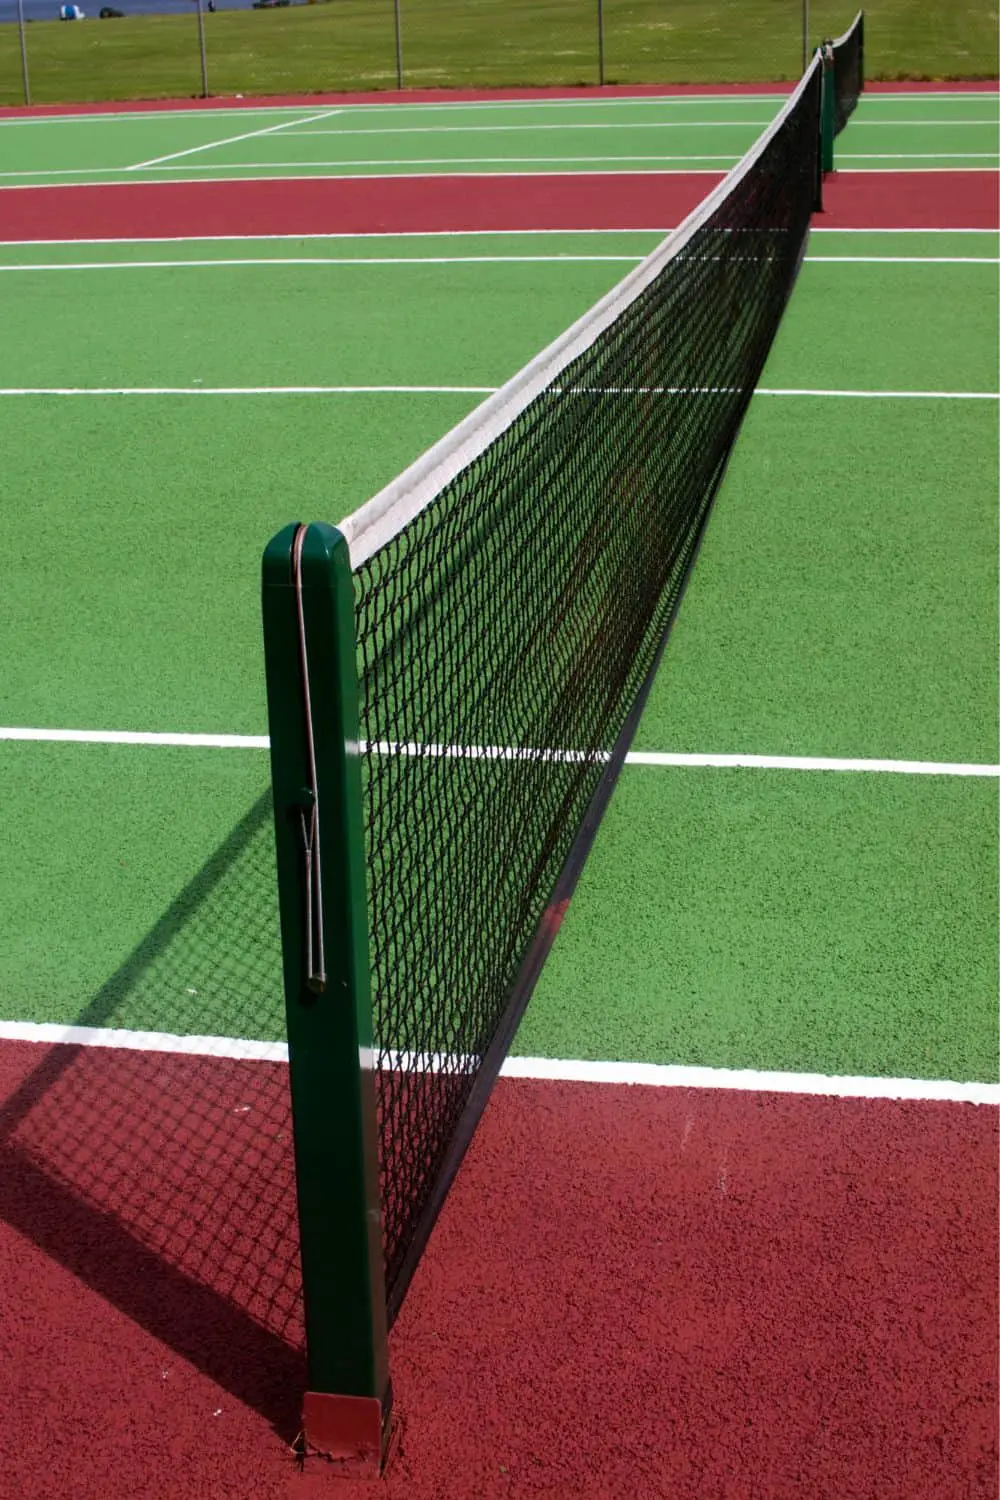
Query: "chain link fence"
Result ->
[[1, 5, 994, 119], [0, 1, 862, 108]]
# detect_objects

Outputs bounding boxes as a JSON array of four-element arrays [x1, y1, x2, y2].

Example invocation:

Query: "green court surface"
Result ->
[[0, 201, 996, 1092], [1, 741, 277, 1032], [517, 767, 998, 1082], [0, 90, 997, 186]]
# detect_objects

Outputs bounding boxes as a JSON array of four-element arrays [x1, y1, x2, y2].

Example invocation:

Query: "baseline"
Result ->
[[0, 1022, 995, 1105]]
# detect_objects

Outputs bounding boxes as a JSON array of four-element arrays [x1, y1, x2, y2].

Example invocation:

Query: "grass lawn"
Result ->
[[1, 0, 995, 108]]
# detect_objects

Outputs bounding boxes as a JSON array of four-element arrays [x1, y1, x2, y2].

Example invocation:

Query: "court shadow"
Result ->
[[0, 789, 307, 1442]]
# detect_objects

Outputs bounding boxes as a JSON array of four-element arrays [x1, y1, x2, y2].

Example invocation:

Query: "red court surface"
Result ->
[[0, 1038, 996, 1500], [0, 171, 996, 241]]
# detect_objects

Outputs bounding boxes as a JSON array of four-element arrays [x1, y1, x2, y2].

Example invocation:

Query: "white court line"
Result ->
[[0, 227, 994, 247], [756, 388, 999, 399], [0, 1019, 995, 1105], [0, 168, 194, 177], [3, 158, 992, 189], [848, 119, 1000, 125], [0, 255, 993, 271], [0, 255, 642, 271], [0, 97, 799, 129], [840, 166, 998, 173], [23, 157, 994, 182], [0, 230, 673, 244], [2, 729, 997, 779], [283, 119, 1000, 135], [0, 727, 271, 748], [839, 152, 999, 159], [0, 386, 994, 400], [135, 155, 743, 170], [808, 255, 998, 263], [0, 385, 499, 396], [0, 169, 727, 189], [0, 1020, 287, 1063], [501, 1056, 1000, 1106], [286, 121, 771, 136], [125, 107, 344, 172], [810, 226, 996, 232], [0, 90, 994, 128], [626, 752, 1000, 776]]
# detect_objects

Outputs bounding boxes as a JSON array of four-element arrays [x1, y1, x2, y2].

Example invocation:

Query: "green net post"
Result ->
[[858, 11, 865, 93], [262, 521, 391, 1477], [820, 42, 836, 173]]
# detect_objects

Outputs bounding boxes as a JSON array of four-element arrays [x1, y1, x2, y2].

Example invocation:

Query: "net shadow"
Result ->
[[0, 789, 305, 1440]]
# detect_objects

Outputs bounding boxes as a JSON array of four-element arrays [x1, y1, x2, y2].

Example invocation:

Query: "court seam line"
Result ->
[[0, 91, 993, 126], [125, 107, 345, 172], [0, 387, 994, 399], [0, 1020, 994, 1105], [1, 730, 996, 777], [0, 229, 992, 245]]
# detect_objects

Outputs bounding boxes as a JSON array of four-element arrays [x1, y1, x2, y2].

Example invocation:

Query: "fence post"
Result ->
[[597, 0, 605, 86], [262, 522, 391, 1477], [393, 0, 403, 90], [16, 0, 30, 106], [195, 0, 209, 97], [801, 0, 809, 73]]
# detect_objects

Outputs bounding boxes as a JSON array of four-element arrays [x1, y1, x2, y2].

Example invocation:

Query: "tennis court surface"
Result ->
[[0, 62, 997, 1500]]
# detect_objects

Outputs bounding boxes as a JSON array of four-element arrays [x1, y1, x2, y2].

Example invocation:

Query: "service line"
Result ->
[[125, 107, 345, 172], [0, 386, 995, 399], [1, 728, 997, 778]]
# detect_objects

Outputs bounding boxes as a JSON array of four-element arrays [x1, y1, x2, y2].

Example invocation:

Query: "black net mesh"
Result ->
[[833, 13, 864, 135], [0, 788, 304, 1436], [350, 61, 823, 1316]]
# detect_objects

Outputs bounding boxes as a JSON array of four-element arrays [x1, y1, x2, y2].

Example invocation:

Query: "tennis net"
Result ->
[[263, 43, 826, 1462], [350, 49, 823, 1321], [831, 11, 864, 135]]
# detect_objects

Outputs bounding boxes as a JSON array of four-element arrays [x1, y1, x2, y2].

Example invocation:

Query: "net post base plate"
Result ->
[[301, 1390, 394, 1479]]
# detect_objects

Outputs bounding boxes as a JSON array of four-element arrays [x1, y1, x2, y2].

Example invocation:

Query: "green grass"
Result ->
[[1, 0, 995, 108]]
